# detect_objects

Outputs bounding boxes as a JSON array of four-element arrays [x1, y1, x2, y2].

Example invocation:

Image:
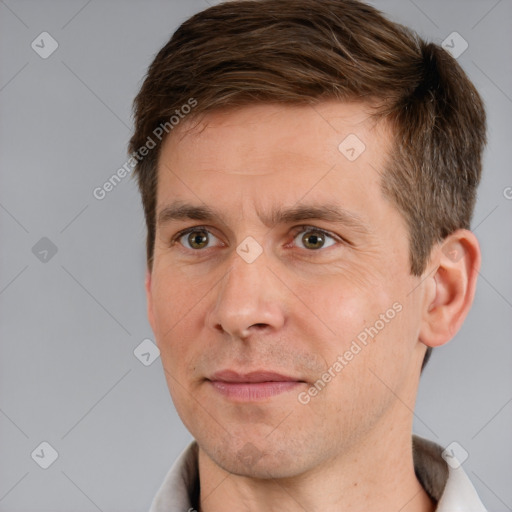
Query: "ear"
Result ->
[[419, 229, 481, 348], [145, 267, 156, 333]]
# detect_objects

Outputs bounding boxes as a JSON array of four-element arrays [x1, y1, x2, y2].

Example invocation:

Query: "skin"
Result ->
[[145, 101, 480, 512]]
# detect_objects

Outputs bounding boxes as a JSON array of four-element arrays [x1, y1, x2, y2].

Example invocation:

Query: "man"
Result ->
[[129, 0, 487, 510]]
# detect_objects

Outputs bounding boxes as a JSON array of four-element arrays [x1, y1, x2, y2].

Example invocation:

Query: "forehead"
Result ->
[[161, 101, 388, 176], [155, 102, 395, 226]]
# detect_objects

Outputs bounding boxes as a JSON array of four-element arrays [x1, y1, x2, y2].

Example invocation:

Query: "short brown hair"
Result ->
[[129, 0, 487, 370]]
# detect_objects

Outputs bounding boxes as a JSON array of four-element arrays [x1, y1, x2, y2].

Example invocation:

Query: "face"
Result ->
[[147, 102, 428, 478]]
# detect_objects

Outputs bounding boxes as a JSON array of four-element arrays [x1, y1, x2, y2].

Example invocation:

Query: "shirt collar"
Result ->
[[149, 435, 487, 512]]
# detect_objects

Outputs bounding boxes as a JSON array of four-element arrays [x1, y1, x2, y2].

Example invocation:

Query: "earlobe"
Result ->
[[419, 230, 481, 348]]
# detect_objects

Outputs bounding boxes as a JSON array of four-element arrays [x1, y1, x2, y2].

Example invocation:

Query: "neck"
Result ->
[[197, 418, 435, 512]]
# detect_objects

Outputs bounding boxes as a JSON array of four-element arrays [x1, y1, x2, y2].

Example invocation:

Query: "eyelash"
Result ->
[[170, 225, 344, 253]]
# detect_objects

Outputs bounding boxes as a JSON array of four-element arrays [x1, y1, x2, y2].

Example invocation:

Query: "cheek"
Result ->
[[301, 272, 414, 390], [150, 269, 198, 360], [151, 259, 206, 325], [151, 280, 204, 417], [319, 291, 419, 411], [295, 272, 393, 343]]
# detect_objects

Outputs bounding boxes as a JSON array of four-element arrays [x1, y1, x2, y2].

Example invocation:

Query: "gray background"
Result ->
[[0, 0, 511, 510]]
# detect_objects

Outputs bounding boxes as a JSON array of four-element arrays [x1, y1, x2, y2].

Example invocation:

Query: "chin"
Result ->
[[219, 449, 300, 479], [201, 434, 310, 480]]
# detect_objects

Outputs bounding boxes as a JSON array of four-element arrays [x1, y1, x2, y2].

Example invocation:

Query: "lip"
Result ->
[[210, 370, 301, 383], [208, 370, 305, 401]]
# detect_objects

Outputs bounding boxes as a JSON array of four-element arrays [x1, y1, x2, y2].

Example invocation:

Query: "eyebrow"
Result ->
[[157, 200, 369, 234]]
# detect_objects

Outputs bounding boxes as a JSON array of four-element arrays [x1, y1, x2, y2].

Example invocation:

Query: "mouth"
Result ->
[[207, 370, 306, 401]]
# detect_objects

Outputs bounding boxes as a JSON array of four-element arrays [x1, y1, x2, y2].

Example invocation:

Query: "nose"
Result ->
[[206, 249, 286, 340]]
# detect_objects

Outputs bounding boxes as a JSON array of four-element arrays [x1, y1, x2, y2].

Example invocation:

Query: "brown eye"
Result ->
[[302, 231, 325, 250], [188, 230, 208, 249], [180, 229, 213, 250], [293, 228, 336, 250]]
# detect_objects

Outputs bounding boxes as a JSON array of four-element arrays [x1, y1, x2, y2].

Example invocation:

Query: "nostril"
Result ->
[[251, 323, 268, 329]]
